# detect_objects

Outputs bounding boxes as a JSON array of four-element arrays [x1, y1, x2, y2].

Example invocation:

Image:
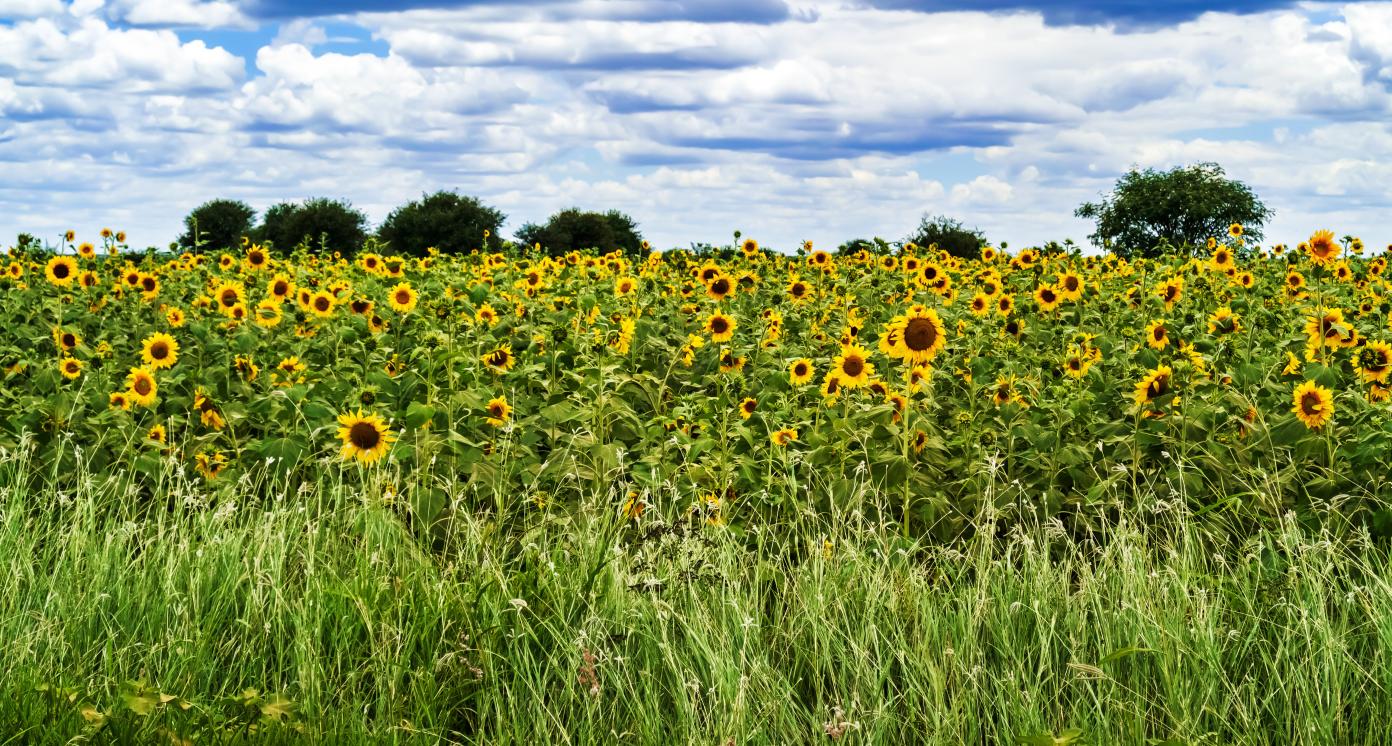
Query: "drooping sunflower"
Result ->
[[126, 367, 158, 408], [1305, 230, 1339, 266], [140, 332, 180, 370], [58, 356, 83, 380], [832, 344, 875, 388], [1354, 341, 1392, 384], [483, 346, 515, 372], [337, 411, 397, 465], [388, 282, 418, 313], [705, 311, 736, 343], [738, 397, 757, 420], [770, 428, 798, 446], [485, 396, 512, 427], [1207, 307, 1241, 335], [1144, 319, 1170, 350], [788, 358, 814, 385], [45, 256, 77, 287], [1292, 380, 1333, 429], [1133, 365, 1174, 407], [884, 306, 946, 365]]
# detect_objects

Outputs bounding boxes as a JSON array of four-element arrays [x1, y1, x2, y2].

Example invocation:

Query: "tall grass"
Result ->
[[2, 443, 1390, 744]]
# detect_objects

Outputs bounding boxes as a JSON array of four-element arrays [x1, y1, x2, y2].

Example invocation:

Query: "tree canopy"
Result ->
[[1075, 162, 1272, 258], [514, 208, 646, 258], [904, 214, 988, 259], [257, 198, 368, 255], [377, 191, 506, 256], [178, 199, 255, 252]]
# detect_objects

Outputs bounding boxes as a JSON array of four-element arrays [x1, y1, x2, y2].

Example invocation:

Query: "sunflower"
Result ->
[[789, 358, 814, 385], [140, 332, 179, 370], [1144, 319, 1170, 350], [705, 273, 733, 301], [1156, 276, 1184, 309], [738, 397, 757, 419], [1211, 245, 1234, 272], [1306, 230, 1339, 266], [52, 327, 80, 351], [255, 300, 284, 328], [770, 428, 797, 446], [884, 306, 947, 365], [786, 278, 811, 303], [741, 238, 760, 256], [483, 346, 515, 372], [109, 392, 131, 410], [388, 282, 418, 313], [308, 291, 336, 318], [1057, 271, 1083, 301], [148, 423, 167, 446], [1034, 283, 1062, 312], [195, 451, 228, 480], [615, 277, 637, 296], [45, 256, 77, 287], [166, 307, 187, 327], [126, 367, 158, 408], [1228, 223, 1244, 239], [337, 411, 397, 465], [1133, 365, 1173, 407], [485, 396, 512, 427], [1292, 380, 1333, 429], [245, 245, 269, 270], [705, 311, 736, 343], [268, 274, 295, 302], [832, 344, 874, 388], [1207, 307, 1240, 335], [996, 294, 1015, 316], [213, 281, 245, 313], [476, 303, 499, 326], [58, 356, 83, 380], [1304, 308, 1356, 353], [1354, 341, 1392, 384], [77, 242, 96, 260], [969, 293, 990, 316]]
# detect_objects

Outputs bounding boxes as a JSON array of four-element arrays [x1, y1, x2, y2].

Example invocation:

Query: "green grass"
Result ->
[[2, 448, 1391, 744]]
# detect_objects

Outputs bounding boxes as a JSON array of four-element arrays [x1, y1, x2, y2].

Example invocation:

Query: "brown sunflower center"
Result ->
[[1300, 392, 1324, 416], [709, 278, 730, 295], [1146, 374, 1170, 399], [53, 262, 70, 278], [489, 403, 506, 418], [841, 355, 865, 378], [349, 421, 381, 450], [395, 290, 411, 305], [133, 377, 152, 396], [794, 363, 808, 377], [1064, 276, 1079, 291], [1153, 326, 1166, 341], [150, 342, 169, 360], [710, 317, 729, 335], [1040, 288, 1057, 304], [903, 317, 938, 352], [315, 297, 331, 311], [221, 290, 238, 307]]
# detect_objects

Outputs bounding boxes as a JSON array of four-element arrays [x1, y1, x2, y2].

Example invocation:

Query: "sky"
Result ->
[[1, 0, 1391, 252]]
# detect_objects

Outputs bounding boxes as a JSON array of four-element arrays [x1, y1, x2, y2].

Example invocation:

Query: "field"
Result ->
[[3, 230, 1392, 743]]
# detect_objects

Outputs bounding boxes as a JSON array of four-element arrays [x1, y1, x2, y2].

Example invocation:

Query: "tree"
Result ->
[[378, 191, 506, 256], [257, 198, 368, 255], [514, 208, 646, 258], [178, 199, 255, 252], [904, 214, 988, 259], [1075, 162, 1272, 258]]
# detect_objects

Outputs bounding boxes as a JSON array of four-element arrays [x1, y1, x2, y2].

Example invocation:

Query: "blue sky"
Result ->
[[1, 0, 1391, 251]]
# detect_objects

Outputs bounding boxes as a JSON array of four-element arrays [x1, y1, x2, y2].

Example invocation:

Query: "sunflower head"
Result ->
[[337, 411, 396, 465], [1292, 380, 1334, 430]]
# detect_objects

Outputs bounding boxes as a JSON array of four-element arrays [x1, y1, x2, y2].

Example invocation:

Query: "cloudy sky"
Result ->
[[2, 0, 1391, 252]]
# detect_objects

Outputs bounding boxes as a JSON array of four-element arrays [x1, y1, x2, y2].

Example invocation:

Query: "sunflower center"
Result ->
[[1300, 392, 1324, 416], [841, 355, 865, 377], [349, 421, 381, 450], [53, 263, 70, 278], [1064, 276, 1079, 291], [1041, 288, 1057, 303], [1147, 374, 1170, 398], [710, 278, 730, 295], [221, 291, 237, 307], [151, 342, 168, 359], [489, 403, 505, 418], [794, 363, 807, 377], [133, 377, 152, 396], [315, 297, 330, 311], [903, 318, 938, 352], [711, 317, 729, 334], [1153, 326, 1165, 341], [396, 290, 411, 305]]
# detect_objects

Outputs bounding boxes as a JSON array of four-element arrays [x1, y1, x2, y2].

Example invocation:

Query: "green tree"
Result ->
[[514, 208, 646, 258], [1075, 162, 1272, 258], [377, 191, 506, 256], [178, 199, 255, 252], [904, 215, 988, 259], [257, 198, 368, 256]]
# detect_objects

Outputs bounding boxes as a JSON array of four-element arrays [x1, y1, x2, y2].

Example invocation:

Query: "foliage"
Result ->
[[257, 198, 368, 256], [904, 214, 988, 259], [1076, 162, 1273, 258], [377, 191, 506, 257], [515, 208, 646, 258], [178, 199, 256, 253]]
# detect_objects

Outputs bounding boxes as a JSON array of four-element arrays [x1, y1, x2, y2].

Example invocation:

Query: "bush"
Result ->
[[904, 215, 988, 259], [377, 191, 506, 257], [1075, 162, 1272, 258], [178, 199, 255, 252], [514, 208, 646, 258], [257, 198, 368, 256]]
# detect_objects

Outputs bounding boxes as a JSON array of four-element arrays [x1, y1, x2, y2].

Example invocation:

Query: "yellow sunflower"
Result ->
[[1354, 341, 1392, 384], [788, 358, 814, 385], [483, 346, 515, 372], [884, 306, 947, 365], [485, 396, 512, 427], [1207, 307, 1240, 335], [388, 282, 418, 313], [1133, 365, 1174, 408], [1292, 380, 1333, 429], [308, 290, 336, 318], [140, 332, 180, 370], [1305, 230, 1339, 266], [58, 356, 83, 380], [126, 367, 158, 408], [770, 428, 797, 446], [738, 397, 757, 420], [337, 411, 396, 464], [1034, 283, 1062, 312], [1144, 319, 1170, 350], [832, 344, 874, 388], [45, 256, 77, 287], [705, 311, 736, 343]]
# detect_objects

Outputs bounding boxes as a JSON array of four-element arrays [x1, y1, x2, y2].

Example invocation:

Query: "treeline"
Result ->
[[178, 192, 648, 258]]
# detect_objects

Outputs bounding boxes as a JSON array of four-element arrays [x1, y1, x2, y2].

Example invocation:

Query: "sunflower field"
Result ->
[[5, 228, 1392, 743]]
